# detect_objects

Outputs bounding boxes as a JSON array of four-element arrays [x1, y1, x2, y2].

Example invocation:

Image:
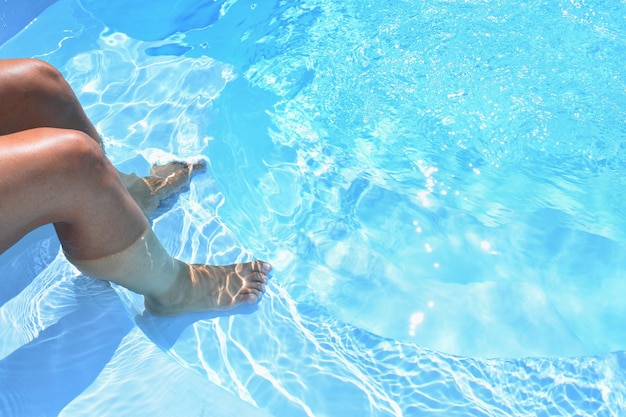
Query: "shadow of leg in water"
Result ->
[[135, 300, 261, 350], [0, 225, 60, 307], [0, 280, 134, 416]]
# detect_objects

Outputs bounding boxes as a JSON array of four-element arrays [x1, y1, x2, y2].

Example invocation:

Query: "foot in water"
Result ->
[[68, 227, 272, 316], [119, 160, 207, 216], [144, 260, 272, 316]]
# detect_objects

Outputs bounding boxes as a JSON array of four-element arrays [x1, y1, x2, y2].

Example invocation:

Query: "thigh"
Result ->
[[0, 59, 100, 140], [0, 59, 48, 135]]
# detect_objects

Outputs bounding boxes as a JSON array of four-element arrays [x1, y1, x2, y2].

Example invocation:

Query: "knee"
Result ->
[[14, 59, 74, 105], [17, 58, 64, 83], [50, 129, 110, 179]]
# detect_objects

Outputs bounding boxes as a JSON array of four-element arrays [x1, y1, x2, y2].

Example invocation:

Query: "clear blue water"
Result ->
[[1, 0, 626, 415]]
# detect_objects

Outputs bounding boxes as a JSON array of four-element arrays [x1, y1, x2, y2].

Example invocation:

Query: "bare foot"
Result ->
[[119, 160, 207, 216], [144, 260, 272, 316]]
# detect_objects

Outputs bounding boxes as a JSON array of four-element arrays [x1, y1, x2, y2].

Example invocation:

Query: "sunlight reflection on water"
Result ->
[[1, 0, 626, 415]]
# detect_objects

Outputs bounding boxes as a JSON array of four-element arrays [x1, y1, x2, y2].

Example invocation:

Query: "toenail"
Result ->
[[262, 262, 272, 274]]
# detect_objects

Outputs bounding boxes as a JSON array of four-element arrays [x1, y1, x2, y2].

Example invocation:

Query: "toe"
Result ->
[[247, 281, 265, 292], [251, 260, 272, 274], [190, 159, 207, 174], [237, 260, 272, 276], [261, 261, 272, 274], [248, 272, 267, 284], [239, 292, 260, 305]]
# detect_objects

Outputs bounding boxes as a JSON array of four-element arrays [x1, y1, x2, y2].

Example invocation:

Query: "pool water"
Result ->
[[1, 0, 626, 415]]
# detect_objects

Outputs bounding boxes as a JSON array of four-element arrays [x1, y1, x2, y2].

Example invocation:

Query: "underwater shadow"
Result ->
[[0, 225, 59, 307], [135, 303, 260, 350], [0, 282, 134, 416]]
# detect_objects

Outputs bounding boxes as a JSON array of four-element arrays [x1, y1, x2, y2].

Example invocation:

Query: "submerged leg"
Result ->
[[0, 128, 270, 314], [119, 160, 207, 217], [67, 228, 271, 315]]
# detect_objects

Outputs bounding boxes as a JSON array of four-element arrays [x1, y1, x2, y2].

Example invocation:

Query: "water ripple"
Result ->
[[3, 0, 626, 415]]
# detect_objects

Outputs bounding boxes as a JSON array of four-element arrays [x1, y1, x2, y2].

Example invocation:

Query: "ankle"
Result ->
[[118, 171, 158, 216], [144, 260, 190, 315]]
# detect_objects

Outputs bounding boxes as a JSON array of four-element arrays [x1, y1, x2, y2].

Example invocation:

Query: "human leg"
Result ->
[[0, 58, 205, 216], [68, 231, 271, 315], [0, 128, 270, 314], [119, 160, 207, 217], [0, 128, 146, 257], [0, 58, 101, 140]]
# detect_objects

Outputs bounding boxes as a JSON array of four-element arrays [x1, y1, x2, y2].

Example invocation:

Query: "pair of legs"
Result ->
[[0, 58, 270, 315]]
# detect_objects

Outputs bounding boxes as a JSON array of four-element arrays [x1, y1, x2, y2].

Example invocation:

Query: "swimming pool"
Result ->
[[1, 0, 625, 415]]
